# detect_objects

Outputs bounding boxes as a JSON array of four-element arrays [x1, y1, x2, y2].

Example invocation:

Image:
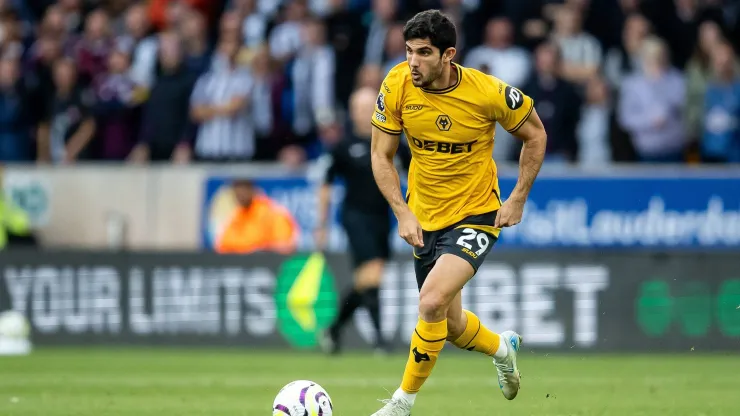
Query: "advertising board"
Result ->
[[1, 251, 738, 351], [201, 174, 740, 251]]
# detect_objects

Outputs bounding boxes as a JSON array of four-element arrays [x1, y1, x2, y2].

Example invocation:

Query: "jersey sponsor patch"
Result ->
[[376, 92, 386, 112], [504, 86, 523, 110], [374, 111, 387, 123]]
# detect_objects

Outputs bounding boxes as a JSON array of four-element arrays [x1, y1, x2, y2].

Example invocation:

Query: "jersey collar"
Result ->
[[421, 63, 462, 95]]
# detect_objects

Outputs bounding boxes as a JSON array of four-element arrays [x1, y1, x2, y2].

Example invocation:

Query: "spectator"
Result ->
[[73, 9, 115, 86], [685, 21, 739, 145], [288, 17, 337, 154], [0, 58, 32, 162], [0, 8, 26, 60], [215, 178, 299, 255], [325, 0, 368, 105], [249, 44, 279, 160], [269, 0, 309, 63], [577, 75, 612, 166], [57, 0, 84, 34], [94, 49, 145, 161], [190, 36, 255, 162], [381, 22, 405, 77], [701, 42, 740, 163], [106, 0, 132, 36], [604, 13, 652, 90], [180, 9, 211, 76], [38, 5, 69, 40], [24, 34, 63, 125], [254, 0, 283, 18], [464, 17, 531, 88], [149, 0, 216, 32], [355, 63, 382, 91], [119, 2, 159, 89], [37, 58, 97, 164], [218, 10, 243, 45], [231, 0, 268, 49], [129, 31, 196, 163], [643, 0, 702, 69], [551, 3, 602, 86], [465, 17, 532, 163], [521, 41, 581, 162], [363, 0, 397, 66], [618, 36, 687, 162]]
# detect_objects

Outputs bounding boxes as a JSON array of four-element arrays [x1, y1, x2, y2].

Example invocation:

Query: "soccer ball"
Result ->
[[273, 380, 333, 416]]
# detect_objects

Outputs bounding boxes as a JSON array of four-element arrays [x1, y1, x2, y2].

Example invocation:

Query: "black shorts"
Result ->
[[341, 209, 391, 268], [413, 211, 499, 290]]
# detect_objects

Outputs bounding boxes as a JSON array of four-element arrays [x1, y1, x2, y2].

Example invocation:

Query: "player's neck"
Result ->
[[425, 62, 457, 91]]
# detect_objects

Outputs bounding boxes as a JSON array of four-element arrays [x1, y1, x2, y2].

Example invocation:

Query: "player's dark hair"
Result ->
[[403, 10, 457, 55]]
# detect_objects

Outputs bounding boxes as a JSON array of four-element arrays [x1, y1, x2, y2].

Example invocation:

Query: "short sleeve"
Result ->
[[490, 77, 535, 134], [318, 150, 340, 184], [370, 72, 403, 135]]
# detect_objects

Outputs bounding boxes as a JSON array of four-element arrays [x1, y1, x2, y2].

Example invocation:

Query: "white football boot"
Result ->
[[370, 398, 412, 416], [494, 330, 522, 400]]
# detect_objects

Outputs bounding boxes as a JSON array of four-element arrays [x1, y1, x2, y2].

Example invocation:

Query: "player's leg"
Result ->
[[372, 253, 472, 415], [360, 212, 393, 353], [441, 225, 523, 400], [321, 211, 388, 354], [320, 210, 371, 354], [447, 292, 506, 357], [355, 258, 386, 352], [320, 260, 378, 353]]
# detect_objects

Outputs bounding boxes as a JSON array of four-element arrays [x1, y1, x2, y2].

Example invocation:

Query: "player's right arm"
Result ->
[[370, 72, 424, 247], [371, 126, 423, 248]]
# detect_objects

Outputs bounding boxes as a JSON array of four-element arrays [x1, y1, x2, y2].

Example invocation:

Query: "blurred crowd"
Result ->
[[0, 0, 738, 166]]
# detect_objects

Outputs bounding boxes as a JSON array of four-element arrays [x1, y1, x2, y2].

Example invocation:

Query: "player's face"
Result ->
[[406, 38, 447, 88]]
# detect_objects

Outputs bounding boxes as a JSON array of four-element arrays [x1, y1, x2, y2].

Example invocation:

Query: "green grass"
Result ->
[[1, 347, 739, 415]]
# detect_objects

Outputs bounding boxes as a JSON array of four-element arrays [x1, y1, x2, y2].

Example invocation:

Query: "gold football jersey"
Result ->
[[371, 62, 534, 232]]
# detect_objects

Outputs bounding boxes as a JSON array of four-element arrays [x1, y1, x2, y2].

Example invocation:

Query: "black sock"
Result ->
[[363, 287, 382, 344], [332, 288, 363, 335]]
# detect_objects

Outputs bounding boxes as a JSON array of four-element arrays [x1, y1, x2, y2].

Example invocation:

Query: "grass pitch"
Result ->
[[1, 347, 738, 415]]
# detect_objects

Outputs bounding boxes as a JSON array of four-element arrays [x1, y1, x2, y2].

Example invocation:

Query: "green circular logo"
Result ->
[[717, 279, 740, 337], [636, 280, 673, 337], [274, 253, 338, 348]]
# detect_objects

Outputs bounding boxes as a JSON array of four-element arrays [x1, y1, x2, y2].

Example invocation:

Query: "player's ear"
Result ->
[[442, 47, 456, 64]]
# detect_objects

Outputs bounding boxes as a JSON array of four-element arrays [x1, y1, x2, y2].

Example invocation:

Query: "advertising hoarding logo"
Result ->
[[275, 253, 338, 348], [636, 279, 740, 338]]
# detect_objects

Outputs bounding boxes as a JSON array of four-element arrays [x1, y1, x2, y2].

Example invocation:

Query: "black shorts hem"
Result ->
[[438, 248, 482, 273]]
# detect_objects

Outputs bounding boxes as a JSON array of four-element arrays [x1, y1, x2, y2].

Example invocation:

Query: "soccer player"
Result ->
[[368, 10, 547, 416]]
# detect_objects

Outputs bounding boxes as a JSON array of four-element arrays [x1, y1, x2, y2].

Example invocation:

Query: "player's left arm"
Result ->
[[507, 108, 547, 207], [490, 80, 547, 227]]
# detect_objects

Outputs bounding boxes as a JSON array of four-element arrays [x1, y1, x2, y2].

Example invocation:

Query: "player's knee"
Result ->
[[418, 291, 448, 322]]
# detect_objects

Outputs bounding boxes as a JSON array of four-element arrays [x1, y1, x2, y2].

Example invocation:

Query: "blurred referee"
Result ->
[[316, 87, 410, 355]]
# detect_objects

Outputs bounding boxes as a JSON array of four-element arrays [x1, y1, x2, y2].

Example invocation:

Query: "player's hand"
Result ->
[[398, 210, 424, 248], [495, 197, 526, 228]]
